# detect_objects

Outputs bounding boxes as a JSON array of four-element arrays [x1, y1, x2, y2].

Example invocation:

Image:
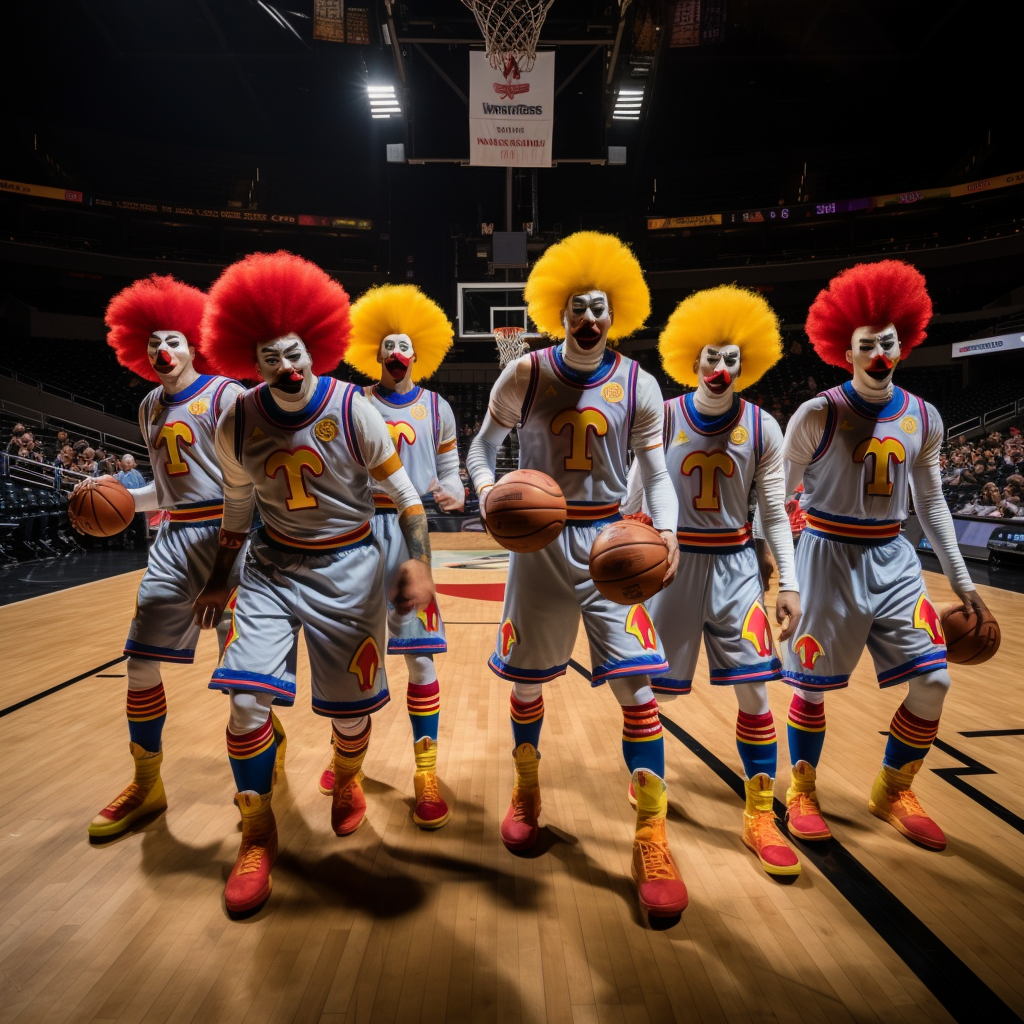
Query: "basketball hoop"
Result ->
[[461, 0, 556, 74], [494, 325, 530, 367]]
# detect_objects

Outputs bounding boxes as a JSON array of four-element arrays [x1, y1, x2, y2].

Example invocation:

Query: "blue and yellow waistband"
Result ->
[[565, 502, 621, 525], [167, 501, 224, 524], [676, 523, 752, 552], [259, 520, 372, 554], [804, 508, 901, 545]]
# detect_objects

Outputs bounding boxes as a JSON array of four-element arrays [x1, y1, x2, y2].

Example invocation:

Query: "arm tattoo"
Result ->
[[398, 509, 431, 565]]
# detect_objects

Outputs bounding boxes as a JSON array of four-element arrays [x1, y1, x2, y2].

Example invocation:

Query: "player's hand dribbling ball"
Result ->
[[941, 602, 1001, 664], [589, 519, 669, 605], [67, 477, 136, 537], [484, 469, 567, 553]]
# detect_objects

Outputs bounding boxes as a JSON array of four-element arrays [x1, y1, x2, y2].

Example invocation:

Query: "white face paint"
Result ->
[[562, 290, 613, 358], [256, 333, 314, 396], [377, 333, 416, 384], [846, 324, 901, 395], [147, 330, 194, 383], [694, 343, 742, 400]]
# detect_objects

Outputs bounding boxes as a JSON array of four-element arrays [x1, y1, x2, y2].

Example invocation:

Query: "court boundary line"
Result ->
[[566, 658, 1022, 1024], [0, 656, 128, 719]]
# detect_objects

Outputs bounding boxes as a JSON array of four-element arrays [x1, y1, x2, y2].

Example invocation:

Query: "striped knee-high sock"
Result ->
[[334, 719, 372, 778], [621, 700, 665, 777], [407, 681, 440, 742], [510, 693, 544, 750], [126, 684, 167, 753], [227, 715, 277, 795], [787, 693, 826, 768], [736, 710, 777, 779], [884, 703, 940, 769]]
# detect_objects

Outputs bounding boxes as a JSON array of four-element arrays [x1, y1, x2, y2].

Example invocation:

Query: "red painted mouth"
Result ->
[[385, 355, 411, 380], [271, 370, 304, 394], [154, 351, 175, 372], [572, 322, 602, 349], [704, 369, 732, 394], [866, 355, 896, 381]]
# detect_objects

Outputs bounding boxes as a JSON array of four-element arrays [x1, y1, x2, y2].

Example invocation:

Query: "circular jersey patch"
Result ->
[[188, 400, 208, 416], [730, 425, 749, 445], [602, 382, 624, 403], [314, 418, 338, 443], [901, 416, 917, 435], [411, 403, 428, 420]]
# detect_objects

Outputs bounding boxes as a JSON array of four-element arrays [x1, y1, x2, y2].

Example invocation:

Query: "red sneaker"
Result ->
[[225, 791, 277, 914]]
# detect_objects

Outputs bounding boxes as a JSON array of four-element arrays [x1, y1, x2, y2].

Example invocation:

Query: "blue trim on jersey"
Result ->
[[311, 688, 392, 718], [209, 668, 296, 705], [840, 381, 910, 422], [781, 668, 850, 690], [161, 375, 215, 406], [487, 655, 569, 682], [123, 638, 196, 663], [651, 677, 693, 695], [340, 382, 363, 465], [549, 345, 619, 388], [520, 350, 541, 424], [877, 651, 948, 687], [803, 527, 901, 547], [431, 390, 441, 449], [591, 653, 669, 686], [256, 525, 374, 556], [372, 384, 422, 407], [709, 659, 782, 684], [810, 393, 837, 462], [256, 376, 335, 429], [753, 405, 764, 463], [387, 636, 448, 654], [627, 360, 640, 435], [681, 393, 744, 436]]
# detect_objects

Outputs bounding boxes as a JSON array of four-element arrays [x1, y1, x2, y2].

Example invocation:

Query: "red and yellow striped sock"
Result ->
[[510, 693, 544, 750], [736, 710, 777, 778], [227, 715, 276, 795], [883, 704, 939, 769], [126, 683, 167, 752], [621, 699, 665, 776]]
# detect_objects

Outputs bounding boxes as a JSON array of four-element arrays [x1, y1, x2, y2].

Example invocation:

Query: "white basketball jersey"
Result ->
[[140, 375, 238, 514], [363, 385, 450, 501], [664, 394, 764, 552], [518, 346, 639, 519], [234, 377, 375, 548], [799, 382, 933, 541]]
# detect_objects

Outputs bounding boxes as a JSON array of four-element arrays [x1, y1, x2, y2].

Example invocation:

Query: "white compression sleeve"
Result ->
[[214, 400, 257, 535], [467, 411, 512, 495], [435, 446, 464, 503], [754, 413, 798, 592], [631, 443, 678, 532], [621, 459, 644, 516], [127, 480, 159, 512]]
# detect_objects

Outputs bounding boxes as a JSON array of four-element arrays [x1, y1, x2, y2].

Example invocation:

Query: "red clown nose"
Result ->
[[154, 350, 175, 371]]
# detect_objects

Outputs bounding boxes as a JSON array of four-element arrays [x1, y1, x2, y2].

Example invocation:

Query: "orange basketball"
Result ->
[[940, 603, 1001, 665], [484, 469, 567, 553], [68, 478, 136, 538], [589, 519, 668, 605]]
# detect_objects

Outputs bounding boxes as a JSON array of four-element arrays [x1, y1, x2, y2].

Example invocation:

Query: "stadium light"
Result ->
[[367, 84, 401, 118], [613, 87, 644, 121]]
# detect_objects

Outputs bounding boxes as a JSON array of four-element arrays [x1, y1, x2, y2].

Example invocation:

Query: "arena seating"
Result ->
[[0, 479, 81, 566]]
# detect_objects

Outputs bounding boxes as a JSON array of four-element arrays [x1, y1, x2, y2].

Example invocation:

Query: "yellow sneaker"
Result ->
[[500, 743, 540, 851], [412, 736, 451, 829], [631, 769, 688, 921], [785, 760, 831, 841], [88, 743, 168, 838], [742, 774, 801, 878], [869, 760, 946, 850]]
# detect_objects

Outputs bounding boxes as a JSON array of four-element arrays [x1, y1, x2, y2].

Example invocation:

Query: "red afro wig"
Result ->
[[105, 275, 209, 382], [201, 251, 351, 380], [805, 260, 932, 368]]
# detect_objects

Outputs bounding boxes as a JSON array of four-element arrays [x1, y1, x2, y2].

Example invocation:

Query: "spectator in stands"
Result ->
[[117, 453, 146, 490], [77, 447, 99, 476], [7, 423, 26, 454], [957, 482, 1002, 516], [55, 429, 70, 449], [72, 439, 88, 455], [55, 446, 75, 472], [999, 482, 1024, 518]]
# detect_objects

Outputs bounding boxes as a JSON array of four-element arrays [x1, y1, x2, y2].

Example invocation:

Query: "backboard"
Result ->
[[457, 281, 532, 340]]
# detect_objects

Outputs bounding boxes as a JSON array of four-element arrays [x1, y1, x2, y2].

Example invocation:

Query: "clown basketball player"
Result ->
[[468, 231, 688, 922], [313, 283, 462, 830], [782, 260, 991, 850], [623, 285, 803, 879], [84, 275, 278, 839], [192, 252, 436, 914]]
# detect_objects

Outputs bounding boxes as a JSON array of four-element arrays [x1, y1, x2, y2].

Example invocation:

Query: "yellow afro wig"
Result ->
[[659, 285, 782, 390], [524, 231, 650, 342], [345, 284, 454, 382]]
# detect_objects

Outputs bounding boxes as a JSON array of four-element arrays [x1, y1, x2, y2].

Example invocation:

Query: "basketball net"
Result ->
[[460, 0, 555, 73], [494, 325, 530, 368]]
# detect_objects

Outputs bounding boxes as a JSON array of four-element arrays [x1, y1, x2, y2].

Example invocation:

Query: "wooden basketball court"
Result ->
[[1, 534, 1022, 1024]]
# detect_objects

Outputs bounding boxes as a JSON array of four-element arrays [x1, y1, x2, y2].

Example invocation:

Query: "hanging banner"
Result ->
[[952, 333, 1024, 359], [312, 0, 345, 42], [469, 51, 554, 168]]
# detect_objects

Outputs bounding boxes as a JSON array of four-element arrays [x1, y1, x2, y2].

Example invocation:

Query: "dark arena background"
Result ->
[[1, 2, 1023, 1023]]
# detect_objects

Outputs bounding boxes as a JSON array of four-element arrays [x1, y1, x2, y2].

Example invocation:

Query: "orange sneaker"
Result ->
[[412, 737, 451, 829], [631, 770, 688, 921], [88, 743, 167, 838], [225, 791, 277, 914], [869, 760, 946, 850], [500, 743, 540, 851], [785, 760, 832, 841], [742, 774, 801, 878]]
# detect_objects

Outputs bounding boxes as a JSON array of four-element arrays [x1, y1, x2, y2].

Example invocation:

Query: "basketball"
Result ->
[[940, 603, 1001, 665], [484, 469, 567, 553], [589, 520, 668, 605], [68, 478, 136, 538]]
